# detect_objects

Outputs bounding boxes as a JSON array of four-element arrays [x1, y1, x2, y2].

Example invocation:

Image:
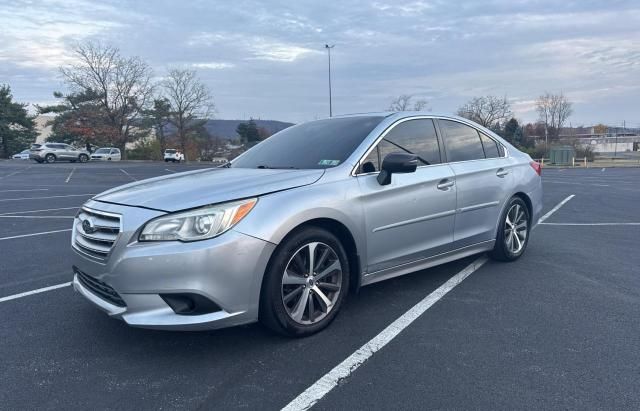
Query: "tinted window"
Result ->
[[359, 119, 441, 173], [232, 116, 385, 169], [359, 147, 379, 173], [479, 133, 500, 158], [440, 120, 485, 162]]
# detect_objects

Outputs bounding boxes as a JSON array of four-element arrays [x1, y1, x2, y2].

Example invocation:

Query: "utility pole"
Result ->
[[325, 44, 335, 117]]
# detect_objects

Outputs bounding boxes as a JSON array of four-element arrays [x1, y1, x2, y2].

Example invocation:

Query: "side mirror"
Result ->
[[377, 152, 418, 185]]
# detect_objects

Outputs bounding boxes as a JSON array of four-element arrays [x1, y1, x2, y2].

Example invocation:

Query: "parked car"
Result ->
[[30, 143, 90, 163], [211, 157, 229, 164], [12, 149, 30, 160], [72, 112, 542, 337], [164, 149, 184, 162], [91, 147, 121, 161]]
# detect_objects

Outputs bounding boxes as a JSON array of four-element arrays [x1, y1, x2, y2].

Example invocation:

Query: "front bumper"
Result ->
[[72, 200, 276, 330]]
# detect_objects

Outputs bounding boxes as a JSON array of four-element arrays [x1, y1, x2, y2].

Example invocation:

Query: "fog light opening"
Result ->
[[160, 293, 222, 316]]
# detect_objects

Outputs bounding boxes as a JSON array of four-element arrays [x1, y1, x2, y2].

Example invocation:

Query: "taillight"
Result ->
[[530, 161, 542, 176]]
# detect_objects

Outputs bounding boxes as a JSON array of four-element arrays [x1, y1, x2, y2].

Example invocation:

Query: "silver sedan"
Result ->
[[71, 112, 542, 337]]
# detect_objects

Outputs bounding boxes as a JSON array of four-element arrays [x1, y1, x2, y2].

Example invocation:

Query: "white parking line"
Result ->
[[0, 282, 71, 303], [541, 222, 640, 226], [0, 189, 49, 193], [0, 229, 72, 241], [120, 168, 137, 181], [65, 167, 76, 183], [0, 165, 32, 179], [0, 193, 95, 202], [0, 206, 79, 215], [543, 180, 609, 187], [537, 194, 575, 225], [282, 256, 488, 411]]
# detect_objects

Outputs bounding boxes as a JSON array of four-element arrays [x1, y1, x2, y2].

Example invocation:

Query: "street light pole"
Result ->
[[325, 44, 335, 117]]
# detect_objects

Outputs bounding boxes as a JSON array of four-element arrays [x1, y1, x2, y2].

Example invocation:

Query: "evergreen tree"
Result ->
[[0, 85, 37, 158]]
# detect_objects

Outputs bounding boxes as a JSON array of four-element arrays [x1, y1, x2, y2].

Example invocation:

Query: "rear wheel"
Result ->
[[45, 154, 56, 163], [260, 227, 349, 337], [489, 197, 530, 262]]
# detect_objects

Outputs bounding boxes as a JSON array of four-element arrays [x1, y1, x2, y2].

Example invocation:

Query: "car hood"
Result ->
[[93, 167, 324, 212]]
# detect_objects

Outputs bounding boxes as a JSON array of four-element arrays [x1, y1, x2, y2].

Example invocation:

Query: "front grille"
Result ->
[[76, 269, 126, 307], [73, 207, 121, 262]]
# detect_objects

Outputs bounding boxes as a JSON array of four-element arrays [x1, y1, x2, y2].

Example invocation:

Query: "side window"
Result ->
[[479, 133, 500, 158], [359, 148, 379, 173], [440, 120, 486, 162], [382, 119, 441, 166]]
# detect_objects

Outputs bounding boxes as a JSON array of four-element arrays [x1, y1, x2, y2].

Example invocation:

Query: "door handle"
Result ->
[[496, 168, 510, 177], [437, 179, 455, 190]]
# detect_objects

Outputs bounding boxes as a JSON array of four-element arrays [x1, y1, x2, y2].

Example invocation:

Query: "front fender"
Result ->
[[233, 177, 367, 264]]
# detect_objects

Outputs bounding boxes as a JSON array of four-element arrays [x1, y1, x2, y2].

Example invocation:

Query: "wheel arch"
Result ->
[[513, 192, 533, 224], [259, 217, 363, 306]]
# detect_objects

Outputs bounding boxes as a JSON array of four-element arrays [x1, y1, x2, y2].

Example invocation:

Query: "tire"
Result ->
[[489, 197, 531, 262], [260, 227, 350, 337], [164, 159, 169, 162], [79, 154, 89, 163], [45, 154, 56, 163]]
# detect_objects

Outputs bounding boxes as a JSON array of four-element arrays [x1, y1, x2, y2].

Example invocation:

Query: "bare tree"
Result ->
[[456, 95, 512, 128], [536, 92, 573, 151], [387, 94, 429, 111], [60, 42, 154, 158], [163, 69, 215, 161]]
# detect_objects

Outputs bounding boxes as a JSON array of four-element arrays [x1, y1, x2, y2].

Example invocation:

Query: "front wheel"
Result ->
[[79, 154, 89, 163], [489, 197, 530, 262], [260, 227, 350, 337]]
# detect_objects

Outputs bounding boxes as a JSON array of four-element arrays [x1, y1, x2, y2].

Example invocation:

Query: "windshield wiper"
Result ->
[[256, 165, 299, 169]]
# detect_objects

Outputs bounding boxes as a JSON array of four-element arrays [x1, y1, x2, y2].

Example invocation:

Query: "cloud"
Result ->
[[191, 62, 235, 70], [1, 0, 639, 125]]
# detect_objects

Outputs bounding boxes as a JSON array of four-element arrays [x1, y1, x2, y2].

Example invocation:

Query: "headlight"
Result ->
[[139, 198, 257, 242]]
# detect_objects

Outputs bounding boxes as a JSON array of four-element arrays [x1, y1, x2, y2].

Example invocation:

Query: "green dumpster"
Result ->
[[550, 146, 575, 165]]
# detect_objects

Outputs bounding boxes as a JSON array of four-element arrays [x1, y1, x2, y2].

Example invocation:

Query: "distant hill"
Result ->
[[198, 119, 294, 140]]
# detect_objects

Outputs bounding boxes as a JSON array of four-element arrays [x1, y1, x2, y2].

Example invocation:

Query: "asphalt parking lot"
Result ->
[[1, 160, 639, 410]]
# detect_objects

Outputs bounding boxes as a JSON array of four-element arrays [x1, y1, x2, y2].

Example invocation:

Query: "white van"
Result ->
[[164, 149, 184, 162]]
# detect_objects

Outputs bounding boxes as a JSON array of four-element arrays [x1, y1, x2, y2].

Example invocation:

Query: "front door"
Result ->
[[356, 118, 457, 274]]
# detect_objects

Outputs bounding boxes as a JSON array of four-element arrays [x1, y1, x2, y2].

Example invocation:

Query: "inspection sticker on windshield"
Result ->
[[318, 159, 340, 166]]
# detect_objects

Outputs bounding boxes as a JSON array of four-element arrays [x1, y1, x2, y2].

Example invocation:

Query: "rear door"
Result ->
[[48, 144, 66, 159], [357, 118, 457, 274], [438, 119, 512, 249], [64, 144, 78, 160]]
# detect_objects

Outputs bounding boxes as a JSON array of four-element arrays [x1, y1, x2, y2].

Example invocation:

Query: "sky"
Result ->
[[1, 0, 639, 127]]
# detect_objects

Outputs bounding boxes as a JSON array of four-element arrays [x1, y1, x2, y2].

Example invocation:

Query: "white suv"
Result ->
[[164, 149, 184, 162]]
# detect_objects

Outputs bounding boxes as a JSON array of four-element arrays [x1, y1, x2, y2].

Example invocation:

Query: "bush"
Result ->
[[575, 145, 595, 161], [126, 139, 162, 160], [520, 145, 546, 160]]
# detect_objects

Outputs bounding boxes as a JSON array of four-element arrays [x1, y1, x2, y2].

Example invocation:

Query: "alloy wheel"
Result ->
[[281, 242, 343, 325], [504, 204, 528, 254]]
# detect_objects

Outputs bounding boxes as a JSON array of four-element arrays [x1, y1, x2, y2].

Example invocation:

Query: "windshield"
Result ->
[[95, 148, 110, 154], [231, 116, 385, 169]]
